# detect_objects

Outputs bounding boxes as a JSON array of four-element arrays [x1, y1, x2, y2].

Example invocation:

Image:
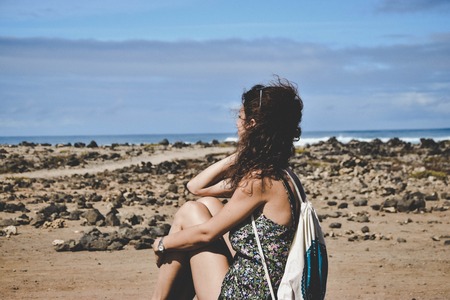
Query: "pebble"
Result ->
[[383, 207, 397, 213], [361, 226, 370, 233], [1, 225, 18, 237], [397, 237, 407, 243], [353, 199, 368, 207], [329, 222, 342, 229], [338, 202, 348, 209]]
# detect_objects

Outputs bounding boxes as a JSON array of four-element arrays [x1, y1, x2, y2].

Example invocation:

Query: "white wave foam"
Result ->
[[224, 137, 238, 143], [295, 135, 450, 146]]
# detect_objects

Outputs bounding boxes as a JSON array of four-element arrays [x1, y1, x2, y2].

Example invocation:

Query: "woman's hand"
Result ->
[[186, 153, 236, 197]]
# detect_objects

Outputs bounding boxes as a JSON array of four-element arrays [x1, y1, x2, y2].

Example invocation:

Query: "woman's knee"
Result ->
[[175, 201, 212, 228], [196, 197, 224, 216]]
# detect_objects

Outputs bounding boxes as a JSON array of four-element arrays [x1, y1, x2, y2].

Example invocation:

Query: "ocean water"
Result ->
[[0, 128, 449, 146]]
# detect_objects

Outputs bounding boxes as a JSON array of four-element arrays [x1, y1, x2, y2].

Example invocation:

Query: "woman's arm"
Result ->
[[154, 178, 265, 252], [186, 153, 236, 197]]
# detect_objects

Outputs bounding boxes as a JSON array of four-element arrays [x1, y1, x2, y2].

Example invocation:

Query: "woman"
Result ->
[[152, 78, 303, 300]]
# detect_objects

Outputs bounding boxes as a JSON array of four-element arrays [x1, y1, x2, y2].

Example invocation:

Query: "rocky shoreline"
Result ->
[[1, 138, 449, 299]]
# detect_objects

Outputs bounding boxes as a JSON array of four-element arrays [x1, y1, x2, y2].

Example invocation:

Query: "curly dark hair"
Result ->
[[227, 77, 303, 189]]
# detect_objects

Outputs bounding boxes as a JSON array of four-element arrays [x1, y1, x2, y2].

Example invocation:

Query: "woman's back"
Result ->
[[219, 175, 299, 299]]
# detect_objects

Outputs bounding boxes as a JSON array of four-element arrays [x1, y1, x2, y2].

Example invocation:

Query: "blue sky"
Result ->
[[1, 0, 449, 136]]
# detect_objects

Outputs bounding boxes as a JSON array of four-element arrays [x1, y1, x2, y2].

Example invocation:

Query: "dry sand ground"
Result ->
[[1, 145, 449, 300]]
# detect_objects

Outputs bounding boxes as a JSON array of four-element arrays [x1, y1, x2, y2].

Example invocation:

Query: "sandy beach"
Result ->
[[0, 139, 449, 299]]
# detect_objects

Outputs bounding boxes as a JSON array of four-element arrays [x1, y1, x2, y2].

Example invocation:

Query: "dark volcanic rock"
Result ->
[[74, 142, 86, 148], [338, 202, 348, 209], [2, 202, 29, 213], [353, 199, 368, 207], [87, 140, 99, 148], [134, 236, 155, 250], [79, 228, 109, 251], [66, 155, 82, 167], [159, 139, 170, 146], [168, 184, 178, 193], [148, 223, 171, 238], [105, 209, 121, 226], [39, 203, 67, 218], [397, 192, 426, 212], [82, 209, 105, 226], [67, 210, 83, 221], [54, 239, 82, 252], [424, 192, 439, 201], [329, 222, 342, 229]]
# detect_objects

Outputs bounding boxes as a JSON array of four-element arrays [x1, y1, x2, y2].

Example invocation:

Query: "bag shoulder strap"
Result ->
[[251, 214, 276, 300]]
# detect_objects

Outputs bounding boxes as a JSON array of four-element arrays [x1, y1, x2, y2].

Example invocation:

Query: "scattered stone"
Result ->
[[353, 199, 368, 207], [327, 201, 337, 206], [105, 209, 121, 226], [327, 212, 342, 218], [1, 225, 18, 237], [82, 209, 105, 226], [397, 237, 407, 243], [79, 228, 109, 251], [107, 241, 125, 251], [167, 184, 178, 193], [0, 219, 16, 227], [67, 210, 83, 221], [87, 140, 98, 148], [337, 202, 348, 209], [329, 222, 342, 229], [354, 215, 370, 223], [382, 198, 398, 208], [134, 236, 154, 250], [424, 193, 439, 201], [122, 213, 143, 226], [54, 239, 82, 252], [42, 219, 66, 229], [361, 226, 370, 233], [39, 203, 67, 218], [159, 139, 170, 146], [1, 202, 29, 213], [370, 204, 381, 211], [52, 239, 65, 246], [444, 240, 450, 246], [66, 155, 82, 167], [383, 207, 397, 213], [397, 195, 426, 212]]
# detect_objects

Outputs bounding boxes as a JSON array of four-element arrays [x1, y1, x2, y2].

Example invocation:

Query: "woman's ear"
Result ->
[[247, 118, 256, 128]]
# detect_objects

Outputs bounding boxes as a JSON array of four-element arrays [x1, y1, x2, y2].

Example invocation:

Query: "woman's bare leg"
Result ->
[[197, 197, 235, 257], [152, 199, 230, 300], [152, 202, 196, 300], [185, 200, 230, 300]]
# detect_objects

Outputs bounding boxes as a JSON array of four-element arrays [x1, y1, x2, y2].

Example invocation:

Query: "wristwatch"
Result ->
[[157, 237, 165, 253]]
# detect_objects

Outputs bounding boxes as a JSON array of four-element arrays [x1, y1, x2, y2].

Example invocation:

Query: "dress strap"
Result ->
[[280, 174, 299, 229]]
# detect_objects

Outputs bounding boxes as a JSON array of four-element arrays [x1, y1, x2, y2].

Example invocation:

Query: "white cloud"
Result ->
[[377, 0, 450, 13], [394, 92, 437, 106]]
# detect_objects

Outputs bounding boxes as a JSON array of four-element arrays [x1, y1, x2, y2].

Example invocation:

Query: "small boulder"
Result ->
[[87, 140, 98, 148], [329, 222, 342, 229], [353, 199, 368, 207], [82, 209, 105, 226]]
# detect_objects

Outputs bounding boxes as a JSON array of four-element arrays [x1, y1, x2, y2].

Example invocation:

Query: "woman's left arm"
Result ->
[[154, 179, 265, 252]]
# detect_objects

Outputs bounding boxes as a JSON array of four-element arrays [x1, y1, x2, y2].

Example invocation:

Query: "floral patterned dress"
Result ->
[[219, 183, 297, 300]]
